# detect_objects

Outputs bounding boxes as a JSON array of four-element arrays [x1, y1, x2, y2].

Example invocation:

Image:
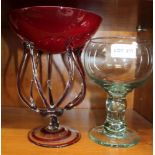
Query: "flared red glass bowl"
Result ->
[[9, 6, 102, 53]]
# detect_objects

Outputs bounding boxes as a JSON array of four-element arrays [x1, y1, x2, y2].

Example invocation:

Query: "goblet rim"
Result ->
[[89, 36, 152, 44]]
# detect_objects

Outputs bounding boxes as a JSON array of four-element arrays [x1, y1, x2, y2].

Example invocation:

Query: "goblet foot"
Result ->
[[89, 125, 140, 148], [28, 126, 80, 148]]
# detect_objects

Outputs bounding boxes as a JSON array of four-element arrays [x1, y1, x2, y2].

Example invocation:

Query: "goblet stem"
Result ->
[[104, 96, 127, 138], [45, 115, 60, 132], [88, 83, 140, 147]]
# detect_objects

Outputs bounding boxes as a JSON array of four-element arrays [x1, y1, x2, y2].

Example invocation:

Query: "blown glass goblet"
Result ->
[[84, 37, 152, 147], [9, 6, 102, 147]]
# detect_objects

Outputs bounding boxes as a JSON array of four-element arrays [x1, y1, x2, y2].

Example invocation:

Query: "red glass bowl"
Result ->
[[9, 6, 102, 53]]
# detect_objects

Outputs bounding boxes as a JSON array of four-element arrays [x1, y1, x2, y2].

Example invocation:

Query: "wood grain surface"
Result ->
[[2, 107, 153, 155]]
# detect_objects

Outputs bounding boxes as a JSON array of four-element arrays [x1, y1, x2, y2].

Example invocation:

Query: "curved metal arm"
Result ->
[[61, 53, 69, 71], [17, 49, 39, 112], [54, 51, 74, 108], [47, 54, 54, 106], [29, 52, 41, 105], [29, 44, 52, 109], [53, 55, 66, 89], [64, 49, 86, 110]]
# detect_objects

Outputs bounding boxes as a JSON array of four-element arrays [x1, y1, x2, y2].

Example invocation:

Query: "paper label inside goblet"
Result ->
[[111, 43, 137, 58]]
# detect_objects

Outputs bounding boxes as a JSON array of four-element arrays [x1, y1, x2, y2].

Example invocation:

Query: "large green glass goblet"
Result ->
[[84, 37, 152, 147]]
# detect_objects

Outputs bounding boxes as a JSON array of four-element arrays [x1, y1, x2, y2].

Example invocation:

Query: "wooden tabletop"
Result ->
[[2, 107, 152, 155]]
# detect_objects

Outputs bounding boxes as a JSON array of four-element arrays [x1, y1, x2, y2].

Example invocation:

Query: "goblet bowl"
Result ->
[[9, 6, 102, 53]]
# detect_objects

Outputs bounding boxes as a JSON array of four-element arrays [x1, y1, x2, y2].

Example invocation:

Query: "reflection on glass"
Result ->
[[84, 37, 152, 147]]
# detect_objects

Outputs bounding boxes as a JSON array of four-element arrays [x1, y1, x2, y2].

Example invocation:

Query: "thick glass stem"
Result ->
[[45, 115, 60, 132], [103, 96, 127, 138]]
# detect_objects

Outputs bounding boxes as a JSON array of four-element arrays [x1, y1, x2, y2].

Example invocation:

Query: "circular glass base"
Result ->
[[28, 126, 80, 148], [89, 125, 140, 148]]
